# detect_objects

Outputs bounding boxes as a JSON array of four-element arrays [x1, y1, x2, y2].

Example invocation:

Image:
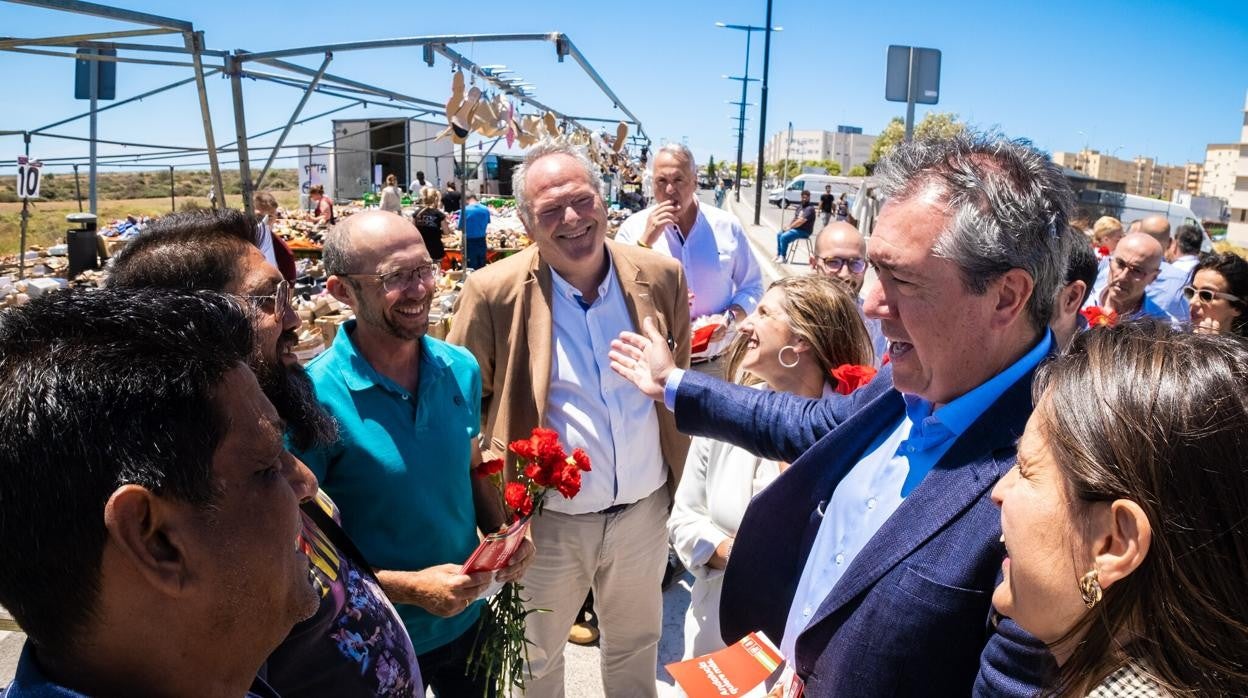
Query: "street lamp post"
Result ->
[[723, 73, 759, 201], [717, 20, 780, 204], [753, 0, 776, 226]]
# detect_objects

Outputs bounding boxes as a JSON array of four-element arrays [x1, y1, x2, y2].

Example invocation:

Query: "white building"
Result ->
[[1229, 92, 1248, 247], [1201, 143, 1239, 201], [764, 126, 876, 174]]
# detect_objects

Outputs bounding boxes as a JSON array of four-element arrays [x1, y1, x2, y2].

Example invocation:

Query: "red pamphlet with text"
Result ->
[[666, 631, 784, 698], [459, 516, 531, 574]]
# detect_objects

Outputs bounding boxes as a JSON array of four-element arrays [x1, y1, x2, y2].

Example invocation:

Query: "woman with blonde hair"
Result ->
[[669, 275, 877, 657], [992, 322, 1248, 696], [379, 173, 403, 213], [1090, 216, 1124, 258]]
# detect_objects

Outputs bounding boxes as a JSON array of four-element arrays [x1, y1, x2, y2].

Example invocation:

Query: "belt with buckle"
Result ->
[[595, 501, 634, 516]]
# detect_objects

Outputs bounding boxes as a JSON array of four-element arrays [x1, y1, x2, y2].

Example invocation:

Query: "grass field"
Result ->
[[1, 171, 302, 254]]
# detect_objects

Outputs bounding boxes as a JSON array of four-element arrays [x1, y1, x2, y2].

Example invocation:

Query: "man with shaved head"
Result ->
[[294, 210, 534, 695], [1092, 213, 1188, 324], [1084, 232, 1170, 320], [811, 221, 888, 363]]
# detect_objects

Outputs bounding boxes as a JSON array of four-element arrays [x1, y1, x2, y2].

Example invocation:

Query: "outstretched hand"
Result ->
[[609, 316, 676, 403]]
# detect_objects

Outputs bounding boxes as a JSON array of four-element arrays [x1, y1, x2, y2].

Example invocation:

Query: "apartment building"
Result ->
[[1201, 143, 1239, 201], [1227, 92, 1248, 246], [764, 126, 877, 174]]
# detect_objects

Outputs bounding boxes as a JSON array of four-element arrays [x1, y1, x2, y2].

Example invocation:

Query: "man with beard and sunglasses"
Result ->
[[107, 209, 423, 697]]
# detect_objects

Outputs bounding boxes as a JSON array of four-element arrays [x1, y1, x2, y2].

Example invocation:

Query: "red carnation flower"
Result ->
[[523, 462, 549, 486], [509, 438, 535, 460], [504, 481, 533, 518], [829, 364, 878, 395], [1080, 306, 1118, 328], [473, 458, 504, 479], [1097, 245, 1111, 258], [553, 463, 582, 499], [571, 447, 592, 472]]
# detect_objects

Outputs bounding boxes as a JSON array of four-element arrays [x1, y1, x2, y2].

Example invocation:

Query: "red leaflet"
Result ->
[[829, 364, 878, 395]]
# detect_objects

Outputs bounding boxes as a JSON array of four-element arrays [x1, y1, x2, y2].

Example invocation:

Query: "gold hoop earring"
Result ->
[[1079, 569, 1102, 609], [778, 345, 800, 369]]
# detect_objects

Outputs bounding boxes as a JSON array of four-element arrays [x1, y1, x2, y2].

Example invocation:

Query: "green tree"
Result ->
[[848, 164, 868, 177], [705, 155, 716, 180], [868, 112, 964, 164]]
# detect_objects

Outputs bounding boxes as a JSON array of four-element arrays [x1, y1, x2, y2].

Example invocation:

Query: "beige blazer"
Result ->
[[447, 239, 692, 494]]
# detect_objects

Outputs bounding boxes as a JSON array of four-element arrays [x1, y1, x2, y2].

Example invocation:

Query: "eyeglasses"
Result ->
[[815, 256, 868, 274], [237, 279, 292, 314], [1182, 285, 1242, 304], [1111, 257, 1158, 279], [342, 264, 438, 293]]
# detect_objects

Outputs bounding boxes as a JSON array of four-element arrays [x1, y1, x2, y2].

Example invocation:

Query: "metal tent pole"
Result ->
[[186, 30, 225, 208]]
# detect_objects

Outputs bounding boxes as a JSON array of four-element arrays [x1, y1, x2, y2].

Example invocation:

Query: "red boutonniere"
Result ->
[[1096, 245, 1111, 258], [1080, 306, 1118, 328], [829, 363, 878, 395], [469, 427, 591, 694]]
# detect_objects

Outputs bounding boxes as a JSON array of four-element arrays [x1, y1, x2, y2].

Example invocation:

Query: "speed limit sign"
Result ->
[[16, 156, 42, 200]]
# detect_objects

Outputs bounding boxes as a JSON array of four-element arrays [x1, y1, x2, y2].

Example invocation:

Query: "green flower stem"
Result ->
[[467, 581, 549, 697]]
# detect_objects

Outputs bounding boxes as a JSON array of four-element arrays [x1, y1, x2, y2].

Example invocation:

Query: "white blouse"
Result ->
[[668, 386, 783, 658]]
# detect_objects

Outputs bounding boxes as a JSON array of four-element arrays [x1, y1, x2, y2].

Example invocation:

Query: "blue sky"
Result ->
[[2, 0, 1246, 174]]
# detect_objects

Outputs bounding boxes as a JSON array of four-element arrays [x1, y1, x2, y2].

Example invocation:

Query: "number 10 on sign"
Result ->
[[17, 156, 42, 200]]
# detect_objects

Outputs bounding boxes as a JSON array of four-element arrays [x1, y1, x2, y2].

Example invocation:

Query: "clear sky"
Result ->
[[2, 0, 1246, 174]]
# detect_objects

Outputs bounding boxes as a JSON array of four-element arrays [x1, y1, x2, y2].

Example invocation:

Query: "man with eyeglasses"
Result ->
[[1083, 232, 1171, 322], [296, 210, 532, 696], [810, 221, 888, 364], [107, 208, 424, 696]]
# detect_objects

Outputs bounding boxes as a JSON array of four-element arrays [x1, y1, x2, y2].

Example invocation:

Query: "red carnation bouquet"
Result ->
[[829, 363, 878, 395], [467, 427, 591, 696]]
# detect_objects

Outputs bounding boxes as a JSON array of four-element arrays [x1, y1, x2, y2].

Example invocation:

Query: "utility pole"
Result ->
[[752, 0, 775, 226]]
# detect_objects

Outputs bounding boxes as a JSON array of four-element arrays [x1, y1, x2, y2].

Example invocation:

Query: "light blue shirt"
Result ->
[[1093, 258, 1188, 325], [547, 258, 666, 515], [617, 202, 763, 319], [1171, 254, 1199, 280], [778, 331, 1054, 661]]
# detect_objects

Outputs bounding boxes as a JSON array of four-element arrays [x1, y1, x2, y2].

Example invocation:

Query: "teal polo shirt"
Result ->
[[295, 320, 483, 655]]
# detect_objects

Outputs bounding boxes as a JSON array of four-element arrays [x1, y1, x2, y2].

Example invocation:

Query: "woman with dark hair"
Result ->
[[1185, 252, 1248, 337], [992, 322, 1248, 696], [668, 275, 876, 657]]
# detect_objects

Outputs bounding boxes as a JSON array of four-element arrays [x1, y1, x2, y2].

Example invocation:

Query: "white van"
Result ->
[[1077, 189, 1213, 251], [768, 174, 863, 208]]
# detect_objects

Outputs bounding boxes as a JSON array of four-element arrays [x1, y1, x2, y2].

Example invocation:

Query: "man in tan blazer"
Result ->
[[448, 140, 691, 698]]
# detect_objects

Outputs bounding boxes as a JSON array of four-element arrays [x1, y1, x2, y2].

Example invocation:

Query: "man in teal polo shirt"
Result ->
[[296, 210, 533, 696]]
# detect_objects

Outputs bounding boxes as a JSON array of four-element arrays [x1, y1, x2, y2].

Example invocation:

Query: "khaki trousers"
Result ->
[[520, 487, 670, 698]]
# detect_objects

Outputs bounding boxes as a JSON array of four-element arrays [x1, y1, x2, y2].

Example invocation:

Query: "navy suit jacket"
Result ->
[[675, 363, 1054, 696]]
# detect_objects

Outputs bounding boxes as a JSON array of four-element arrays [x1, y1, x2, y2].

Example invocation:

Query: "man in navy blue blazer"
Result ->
[[611, 133, 1072, 696]]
